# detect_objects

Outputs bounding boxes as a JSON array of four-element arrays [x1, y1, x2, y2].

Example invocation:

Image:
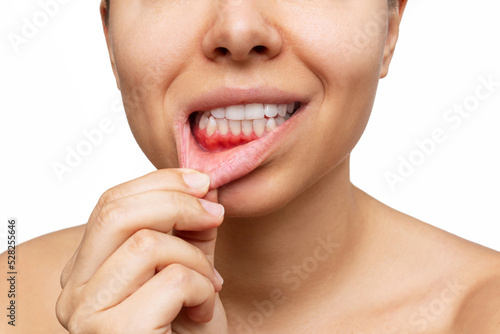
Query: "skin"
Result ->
[[1, 0, 500, 333]]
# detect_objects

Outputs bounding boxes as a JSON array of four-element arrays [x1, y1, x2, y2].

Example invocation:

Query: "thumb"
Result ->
[[202, 187, 218, 202], [173, 188, 222, 266]]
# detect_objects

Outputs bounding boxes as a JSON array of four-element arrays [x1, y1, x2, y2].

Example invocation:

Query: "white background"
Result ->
[[1, 0, 499, 253]]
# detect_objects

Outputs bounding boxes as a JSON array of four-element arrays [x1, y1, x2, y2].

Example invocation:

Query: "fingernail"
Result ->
[[182, 172, 210, 189], [214, 267, 224, 285], [199, 199, 224, 217]]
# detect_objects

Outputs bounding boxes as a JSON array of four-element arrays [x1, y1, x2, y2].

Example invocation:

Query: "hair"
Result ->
[[104, 0, 399, 25]]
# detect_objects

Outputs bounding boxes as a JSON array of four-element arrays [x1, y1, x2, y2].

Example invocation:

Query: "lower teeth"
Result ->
[[200, 115, 287, 137]]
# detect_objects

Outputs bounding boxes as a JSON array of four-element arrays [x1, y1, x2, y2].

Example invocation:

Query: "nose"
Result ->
[[202, 1, 283, 62]]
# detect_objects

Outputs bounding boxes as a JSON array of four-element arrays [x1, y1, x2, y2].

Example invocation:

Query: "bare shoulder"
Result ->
[[402, 212, 500, 333], [396, 213, 500, 333], [0, 224, 86, 333], [451, 256, 500, 333], [346, 187, 500, 333]]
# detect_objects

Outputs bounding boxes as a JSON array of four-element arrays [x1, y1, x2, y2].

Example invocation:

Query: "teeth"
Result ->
[[245, 104, 265, 120], [228, 120, 241, 135], [206, 116, 217, 136], [265, 118, 276, 132], [278, 104, 287, 117], [216, 118, 228, 135], [211, 107, 225, 118], [253, 119, 267, 137], [241, 120, 253, 136], [264, 104, 278, 117], [199, 102, 299, 137], [199, 111, 210, 129], [225, 105, 245, 120]]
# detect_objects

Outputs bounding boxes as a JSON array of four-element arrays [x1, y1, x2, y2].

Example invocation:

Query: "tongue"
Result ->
[[192, 123, 260, 152]]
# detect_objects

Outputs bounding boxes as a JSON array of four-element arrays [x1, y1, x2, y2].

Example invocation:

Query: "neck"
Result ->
[[215, 158, 373, 313]]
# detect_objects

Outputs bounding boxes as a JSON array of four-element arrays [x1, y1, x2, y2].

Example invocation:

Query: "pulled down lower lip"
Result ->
[[178, 102, 306, 189]]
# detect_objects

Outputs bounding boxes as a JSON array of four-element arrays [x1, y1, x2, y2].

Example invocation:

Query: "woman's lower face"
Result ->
[[106, 0, 392, 215]]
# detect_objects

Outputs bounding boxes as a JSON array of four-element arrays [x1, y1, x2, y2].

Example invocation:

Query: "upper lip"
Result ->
[[179, 86, 308, 121]]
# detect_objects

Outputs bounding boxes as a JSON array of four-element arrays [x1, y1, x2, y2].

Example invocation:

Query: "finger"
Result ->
[[61, 168, 211, 288], [173, 188, 220, 265], [61, 242, 81, 288], [82, 229, 222, 312], [107, 264, 216, 333], [201, 188, 218, 202], [69, 190, 224, 286], [87, 168, 212, 224]]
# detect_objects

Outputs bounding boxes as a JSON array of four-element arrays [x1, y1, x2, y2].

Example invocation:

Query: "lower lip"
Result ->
[[177, 105, 307, 189]]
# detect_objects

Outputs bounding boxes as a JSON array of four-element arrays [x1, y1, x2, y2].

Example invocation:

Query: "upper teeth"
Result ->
[[208, 103, 294, 120], [197, 102, 298, 137]]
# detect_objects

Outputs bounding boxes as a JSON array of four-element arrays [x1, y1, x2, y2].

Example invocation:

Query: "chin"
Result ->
[[216, 165, 300, 217]]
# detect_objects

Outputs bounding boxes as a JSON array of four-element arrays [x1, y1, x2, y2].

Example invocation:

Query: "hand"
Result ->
[[56, 169, 228, 334]]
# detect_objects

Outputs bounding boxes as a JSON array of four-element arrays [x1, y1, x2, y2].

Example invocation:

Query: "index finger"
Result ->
[[86, 168, 211, 224]]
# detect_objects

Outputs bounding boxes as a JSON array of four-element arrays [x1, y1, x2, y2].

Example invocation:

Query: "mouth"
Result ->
[[189, 102, 301, 152], [176, 87, 309, 189]]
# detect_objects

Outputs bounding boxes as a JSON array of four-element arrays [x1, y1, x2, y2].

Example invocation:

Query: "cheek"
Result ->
[[286, 8, 388, 175], [110, 4, 205, 167], [297, 8, 387, 100]]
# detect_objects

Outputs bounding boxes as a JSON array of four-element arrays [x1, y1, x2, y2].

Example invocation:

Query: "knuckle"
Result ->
[[56, 286, 78, 328], [164, 263, 193, 288], [95, 312, 116, 334], [168, 191, 184, 209], [193, 246, 207, 263], [168, 191, 192, 221], [95, 201, 125, 231], [125, 229, 159, 255], [67, 303, 98, 334], [55, 293, 70, 327], [98, 187, 120, 207], [67, 312, 84, 334]]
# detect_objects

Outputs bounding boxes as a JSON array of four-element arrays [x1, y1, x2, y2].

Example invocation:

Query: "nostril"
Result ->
[[253, 45, 267, 54], [215, 47, 229, 56], [215, 46, 266, 57]]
